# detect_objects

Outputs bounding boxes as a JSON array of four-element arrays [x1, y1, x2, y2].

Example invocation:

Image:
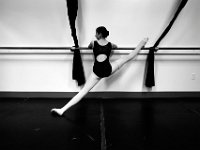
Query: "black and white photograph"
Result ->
[[0, 0, 200, 149]]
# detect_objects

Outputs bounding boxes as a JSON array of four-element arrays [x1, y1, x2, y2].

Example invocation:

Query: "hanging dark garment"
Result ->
[[145, 48, 155, 87], [66, 0, 85, 86], [144, 0, 188, 88], [72, 49, 86, 86]]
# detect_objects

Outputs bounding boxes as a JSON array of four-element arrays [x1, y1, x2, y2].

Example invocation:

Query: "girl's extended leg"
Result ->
[[51, 73, 101, 116], [111, 38, 148, 74]]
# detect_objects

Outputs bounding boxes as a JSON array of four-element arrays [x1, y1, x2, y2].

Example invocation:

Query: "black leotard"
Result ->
[[93, 41, 112, 78]]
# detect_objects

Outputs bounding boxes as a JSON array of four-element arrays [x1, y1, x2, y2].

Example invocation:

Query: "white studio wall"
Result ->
[[1, 0, 200, 47], [0, 0, 200, 92], [0, 52, 200, 92]]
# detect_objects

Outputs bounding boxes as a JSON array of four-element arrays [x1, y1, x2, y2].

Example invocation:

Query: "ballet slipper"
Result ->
[[51, 108, 64, 116]]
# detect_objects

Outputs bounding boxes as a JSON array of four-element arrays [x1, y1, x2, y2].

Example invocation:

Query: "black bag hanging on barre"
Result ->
[[66, 0, 85, 86]]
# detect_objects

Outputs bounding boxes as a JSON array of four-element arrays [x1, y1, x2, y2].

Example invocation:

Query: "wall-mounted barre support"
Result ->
[[0, 47, 200, 50]]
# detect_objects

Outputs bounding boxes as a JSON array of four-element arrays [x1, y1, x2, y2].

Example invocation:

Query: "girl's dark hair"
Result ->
[[96, 26, 109, 38]]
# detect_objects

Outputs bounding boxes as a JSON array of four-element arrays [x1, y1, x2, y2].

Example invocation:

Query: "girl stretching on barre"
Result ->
[[51, 26, 148, 116]]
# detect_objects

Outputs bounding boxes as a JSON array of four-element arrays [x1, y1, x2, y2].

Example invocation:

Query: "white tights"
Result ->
[[51, 38, 148, 116]]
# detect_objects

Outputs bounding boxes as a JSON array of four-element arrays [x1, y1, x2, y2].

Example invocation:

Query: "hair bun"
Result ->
[[106, 30, 109, 37]]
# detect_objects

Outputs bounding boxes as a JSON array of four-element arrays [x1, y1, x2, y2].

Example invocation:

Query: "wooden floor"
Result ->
[[1, 97, 200, 150]]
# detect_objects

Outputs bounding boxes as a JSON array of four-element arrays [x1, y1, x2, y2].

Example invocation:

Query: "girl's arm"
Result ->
[[110, 43, 118, 56], [88, 40, 94, 49], [111, 43, 118, 49]]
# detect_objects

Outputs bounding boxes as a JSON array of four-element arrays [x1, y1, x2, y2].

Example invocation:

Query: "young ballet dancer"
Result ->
[[51, 26, 149, 116]]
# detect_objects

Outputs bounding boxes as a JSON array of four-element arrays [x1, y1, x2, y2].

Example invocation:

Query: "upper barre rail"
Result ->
[[0, 47, 200, 50]]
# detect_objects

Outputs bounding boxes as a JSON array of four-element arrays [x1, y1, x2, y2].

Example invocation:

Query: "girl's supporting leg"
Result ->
[[51, 73, 101, 116], [111, 38, 148, 74]]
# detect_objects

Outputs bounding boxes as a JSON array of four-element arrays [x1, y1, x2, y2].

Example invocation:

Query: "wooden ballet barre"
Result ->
[[0, 47, 200, 50], [0, 46, 147, 50]]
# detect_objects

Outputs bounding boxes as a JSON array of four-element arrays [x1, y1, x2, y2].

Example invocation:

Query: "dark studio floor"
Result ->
[[1, 96, 200, 150]]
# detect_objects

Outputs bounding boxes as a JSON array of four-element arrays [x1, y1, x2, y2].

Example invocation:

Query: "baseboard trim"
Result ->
[[0, 91, 200, 99]]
